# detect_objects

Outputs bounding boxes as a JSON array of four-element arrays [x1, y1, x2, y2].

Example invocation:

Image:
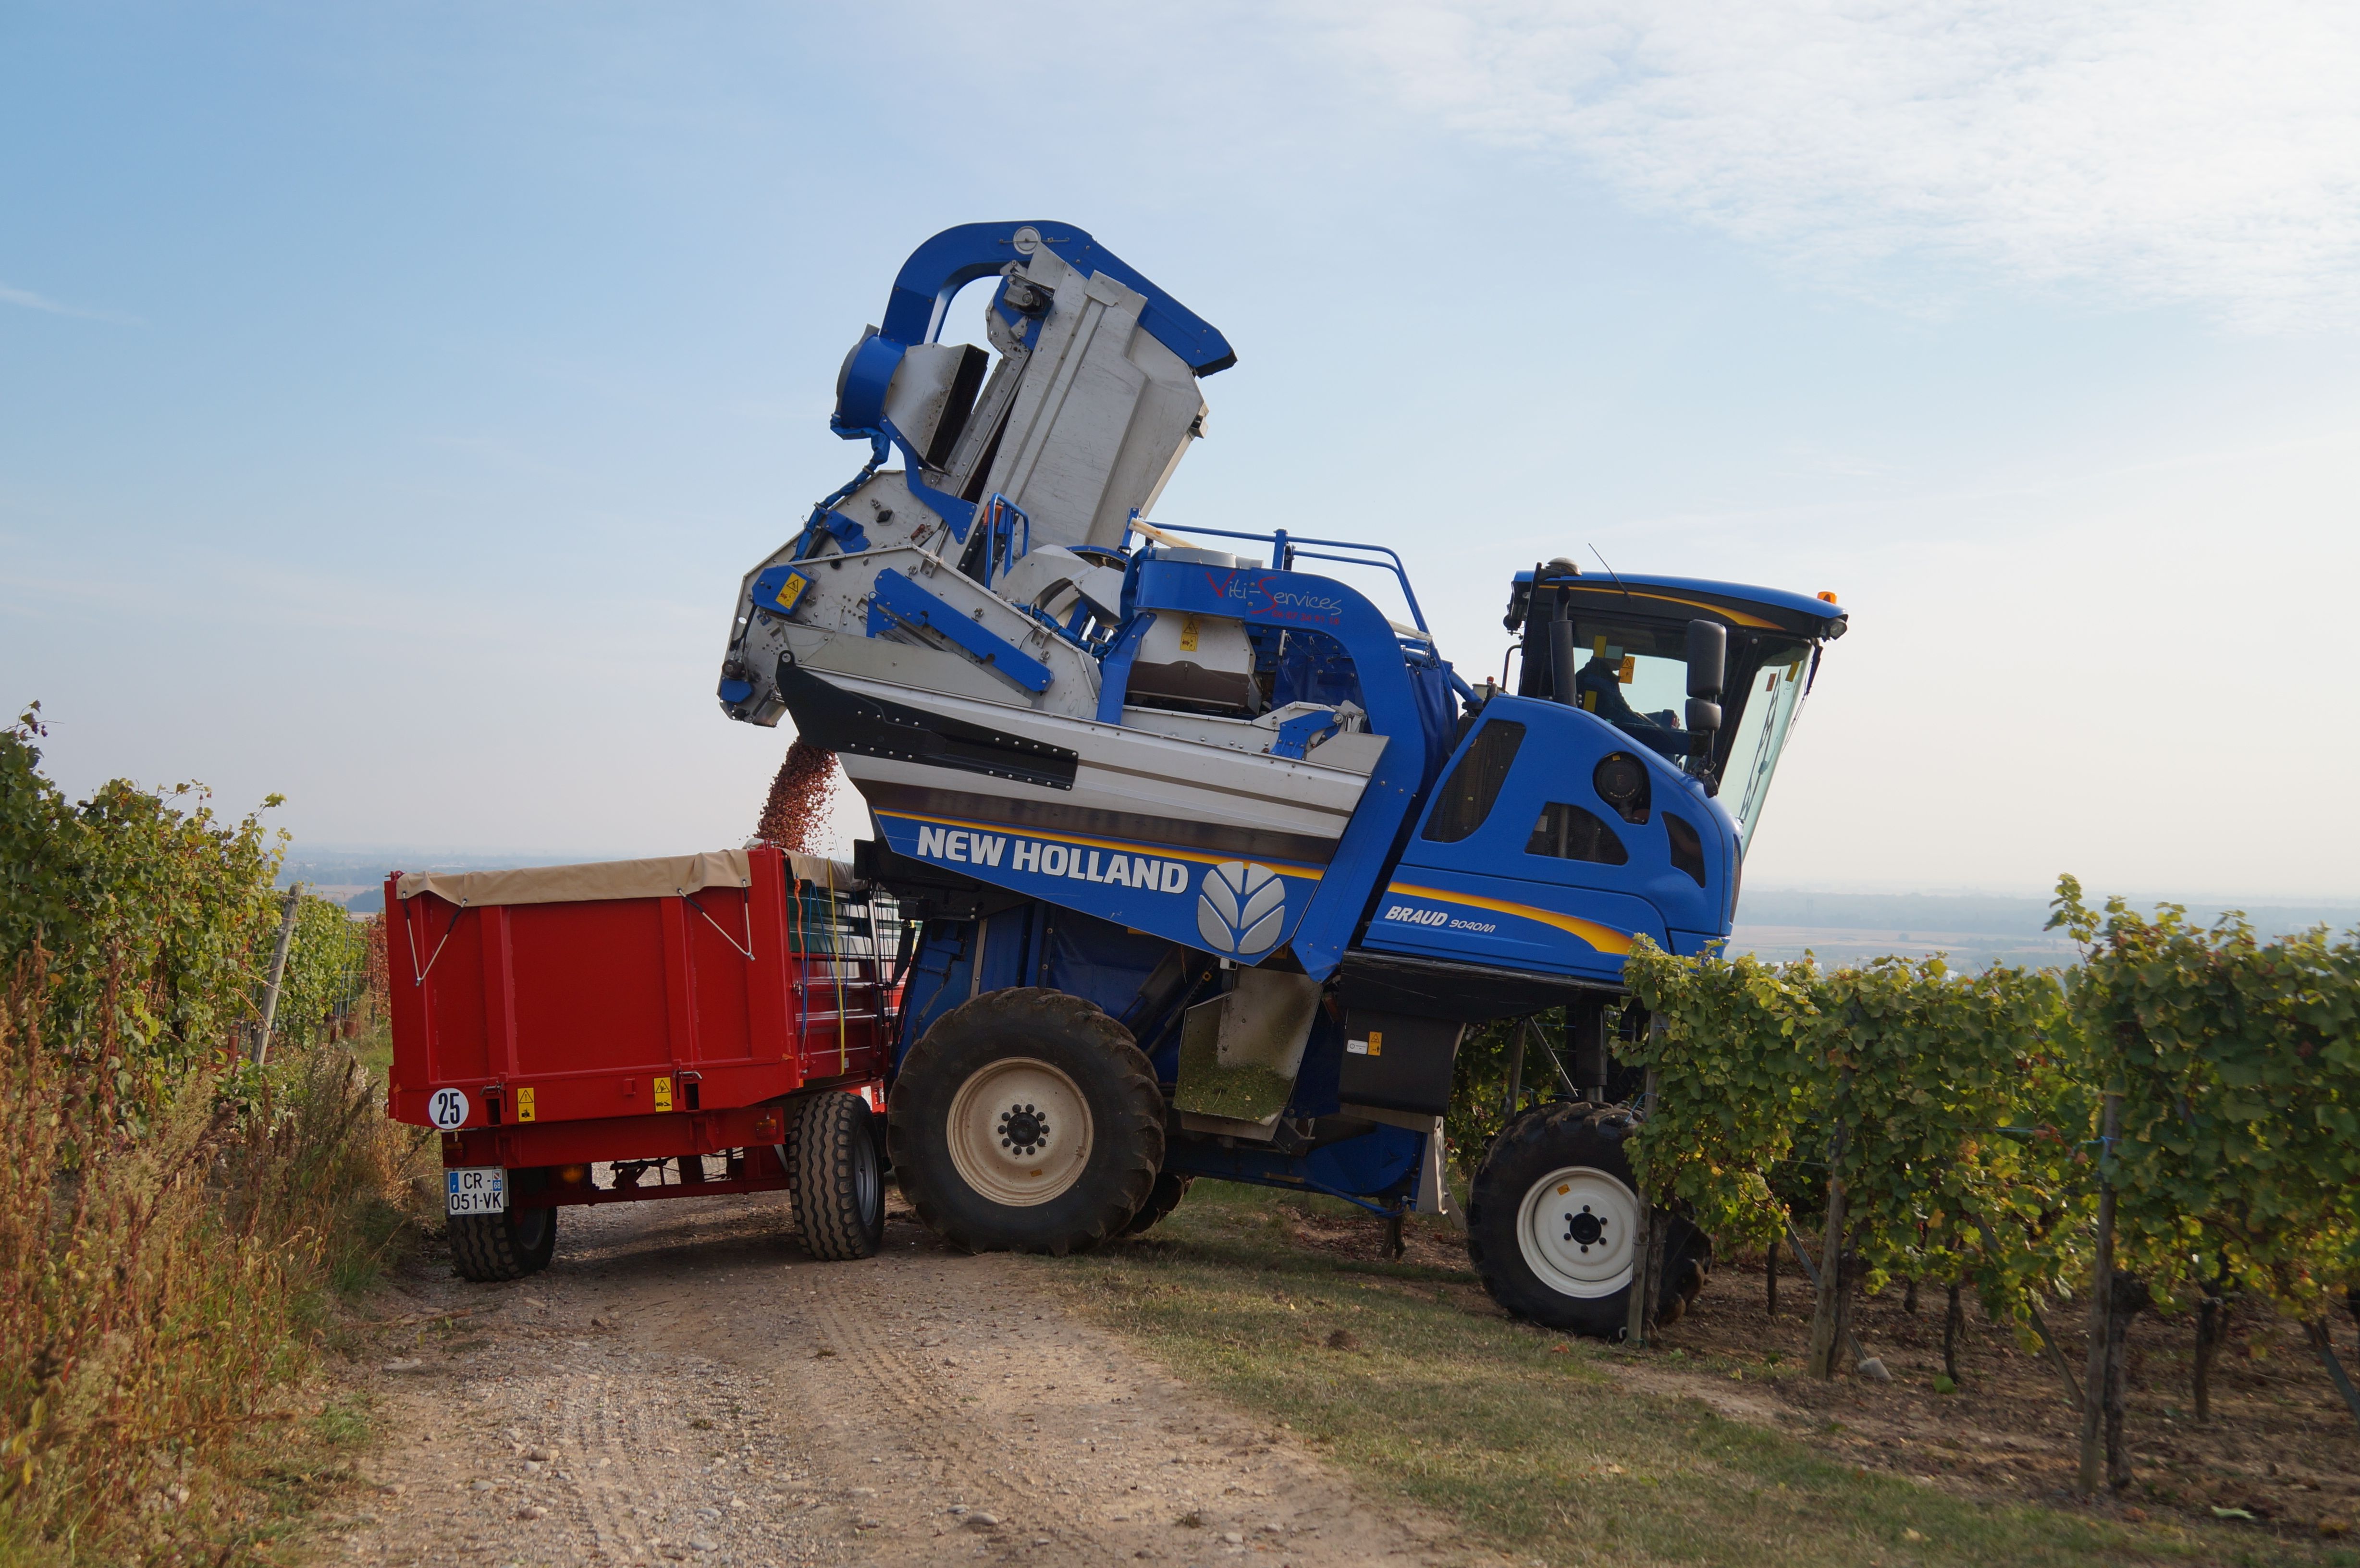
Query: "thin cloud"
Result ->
[[1311, 1, 2360, 329], [0, 279, 141, 324]]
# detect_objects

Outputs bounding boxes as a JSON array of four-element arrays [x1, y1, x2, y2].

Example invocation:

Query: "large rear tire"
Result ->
[[449, 1200, 557, 1283], [1467, 1102, 1707, 1336], [889, 988, 1164, 1255], [791, 1090, 886, 1261]]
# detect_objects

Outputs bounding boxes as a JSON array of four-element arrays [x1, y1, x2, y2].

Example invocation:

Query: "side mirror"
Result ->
[[1685, 619, 1726, 701], [1684, 620, 1725, 791]]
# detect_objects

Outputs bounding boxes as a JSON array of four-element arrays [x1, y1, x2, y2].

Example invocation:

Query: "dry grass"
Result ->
[[1037, 1182, 2348, 1568], [0, 968, 430, 1565]]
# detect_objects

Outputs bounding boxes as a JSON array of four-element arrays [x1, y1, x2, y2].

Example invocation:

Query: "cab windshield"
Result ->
[[1721, 644, 1812, 851]]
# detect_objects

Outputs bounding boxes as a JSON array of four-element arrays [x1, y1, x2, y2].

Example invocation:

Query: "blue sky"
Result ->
[[6, 2, 2357, 900]]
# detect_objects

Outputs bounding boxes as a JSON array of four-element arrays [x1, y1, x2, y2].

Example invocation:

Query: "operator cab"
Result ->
[[1502, 559, 1846, 852]]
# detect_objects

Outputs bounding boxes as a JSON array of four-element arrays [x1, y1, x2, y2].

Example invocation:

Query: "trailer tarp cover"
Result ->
[[394, 849, 859, 906]]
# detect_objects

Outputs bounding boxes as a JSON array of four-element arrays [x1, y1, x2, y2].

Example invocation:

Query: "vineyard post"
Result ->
[[1807, 1105, 1852, 1379], [1943, 1282, 1965, 1384], [2194, 1262, 2228, 1421], [2303, 1322, 2360, 1434], [2077, 1090, 2122, 1495], [2101, 1273, 2145, 1489], [1524, 1017, 1581, 1099], [1971, 1214, 2083, 1409], [1785, 1221, 1875, 1369], [1500, 1019, 1526, 1120], [1624, 1066, 1663, 1347], [1623, 1202, 1658, 1347], [1765, 1239, 1778, 1318], [250, 886, 302, 1066]]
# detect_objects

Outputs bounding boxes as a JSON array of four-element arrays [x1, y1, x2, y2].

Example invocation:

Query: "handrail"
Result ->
[[1133, 522, 1432, 634], [1286, 548, 1431, 635]]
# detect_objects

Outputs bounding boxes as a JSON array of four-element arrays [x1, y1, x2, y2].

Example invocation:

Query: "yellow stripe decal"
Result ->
[[1570, 588, 1780, 630], [879, 809, 1328, 880], [1384, 882, 1635, 956]]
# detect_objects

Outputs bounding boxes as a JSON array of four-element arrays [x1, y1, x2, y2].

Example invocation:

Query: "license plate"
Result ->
[[446, 1165, 506, 1215]]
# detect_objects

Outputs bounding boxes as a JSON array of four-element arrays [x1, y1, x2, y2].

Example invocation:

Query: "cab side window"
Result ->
[[1664, 812, 1709, 886], [1421, 721, 1526, 843], [1527, 803, 1628, 866]]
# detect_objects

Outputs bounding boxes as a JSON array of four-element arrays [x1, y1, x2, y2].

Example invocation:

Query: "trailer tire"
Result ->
[[890, 988, 1164, 1256], [448, 1201, 558, 1283], [791, 1090, 885, 1262], [1466, 1102, 1708, 1337], [1121, 1172, 1192, 1236]]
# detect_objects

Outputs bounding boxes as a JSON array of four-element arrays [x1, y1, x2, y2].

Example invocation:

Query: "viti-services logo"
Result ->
[[1197, 861, 1286, 957]]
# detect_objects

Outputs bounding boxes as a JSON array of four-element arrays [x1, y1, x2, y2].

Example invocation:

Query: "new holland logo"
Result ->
[[1197, 861, 1286, 957]]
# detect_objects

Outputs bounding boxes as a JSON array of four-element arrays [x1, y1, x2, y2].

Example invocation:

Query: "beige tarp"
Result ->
[[394, 848, 859, 907]]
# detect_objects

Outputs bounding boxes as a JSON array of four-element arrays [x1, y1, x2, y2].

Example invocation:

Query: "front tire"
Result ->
[[888, 988, 1164, 1255], [791, 1090, 886, 1261], [1467, 1102, 1707, 1336]]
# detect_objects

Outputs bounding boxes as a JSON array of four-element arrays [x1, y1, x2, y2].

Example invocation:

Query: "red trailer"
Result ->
[[384, 845, 899, 1280]]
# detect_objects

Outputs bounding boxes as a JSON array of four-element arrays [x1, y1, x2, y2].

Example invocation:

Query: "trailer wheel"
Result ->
[[889, 988, 1163, 1256], [448, 1202, 558, 1283], [791, 1090, 885, 1261], [1121, 1172, 1193, 1236], [1466, 1102, 1708, 1337]]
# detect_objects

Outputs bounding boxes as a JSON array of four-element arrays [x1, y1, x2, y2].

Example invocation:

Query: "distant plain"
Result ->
[[295, 845, 2360, 970]]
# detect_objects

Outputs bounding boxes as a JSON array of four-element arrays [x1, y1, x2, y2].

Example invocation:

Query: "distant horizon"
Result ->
[[278, 840, 2360, 918]]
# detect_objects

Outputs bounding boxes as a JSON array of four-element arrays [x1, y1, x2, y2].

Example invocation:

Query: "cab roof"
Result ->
[[1505, 569, 1848, 640]]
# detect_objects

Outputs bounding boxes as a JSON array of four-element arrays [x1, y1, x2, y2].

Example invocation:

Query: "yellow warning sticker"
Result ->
[[1367, 1029, 1383, 1058], [515, 1086, 536, 1123], [1179, 613, 1201, 652], [1617, 655, 1635, 685], [774, 572, 810, 613], [652, 1076, 674, 1113]]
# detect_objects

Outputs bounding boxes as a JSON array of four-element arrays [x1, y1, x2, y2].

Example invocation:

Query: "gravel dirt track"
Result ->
[[329, 1182, 1474, 1568]]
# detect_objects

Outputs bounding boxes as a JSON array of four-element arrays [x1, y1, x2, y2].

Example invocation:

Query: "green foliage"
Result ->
[[1808, 956, 2089, 1310], [1445, 1017, 1521, 1178], [1, 704, 286, 1090], [2052, 875, 2360, 1317], [270, 892, 370, 1046], [1604, 880, 2360, 1339], [0, 704, 426, 1563], [1622, 943, 1821, 1254], [1625, 940, 2090, 1318]]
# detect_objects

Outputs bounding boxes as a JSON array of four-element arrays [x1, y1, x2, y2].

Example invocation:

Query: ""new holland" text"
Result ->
[[914, 825, 1191, 893]]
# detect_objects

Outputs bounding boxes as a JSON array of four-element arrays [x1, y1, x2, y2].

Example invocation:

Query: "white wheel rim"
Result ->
[[944, 1057, 1094, 1208], [1514, 1165, 1638, 1298]]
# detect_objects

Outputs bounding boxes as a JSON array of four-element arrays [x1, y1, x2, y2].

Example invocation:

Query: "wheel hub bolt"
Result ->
[[998, 1102, 1049, 1156], [1563, 1207, 1607, 1250]]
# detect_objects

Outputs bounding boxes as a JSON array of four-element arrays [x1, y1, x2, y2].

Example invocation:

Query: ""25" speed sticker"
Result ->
[[428, 1087, 470, 1129]]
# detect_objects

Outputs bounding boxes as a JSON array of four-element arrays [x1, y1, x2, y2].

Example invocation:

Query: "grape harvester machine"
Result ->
[[714, 221, 1848, 1332]]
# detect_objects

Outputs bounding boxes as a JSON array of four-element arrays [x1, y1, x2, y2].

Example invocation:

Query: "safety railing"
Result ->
[[1117, 520, 1433, 636]]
